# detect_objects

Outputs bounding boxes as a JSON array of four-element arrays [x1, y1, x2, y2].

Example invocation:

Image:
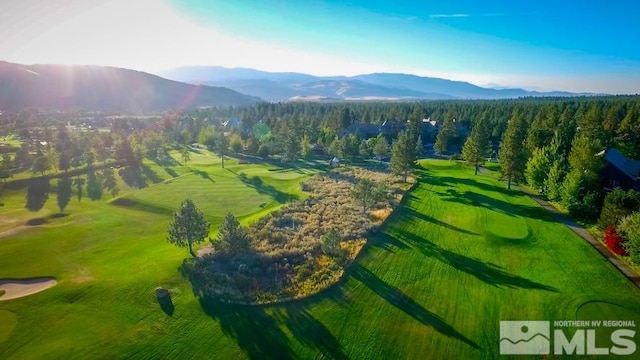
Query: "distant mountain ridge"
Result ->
[[159, 66, 593, 101], [0, 61, 260, 112]]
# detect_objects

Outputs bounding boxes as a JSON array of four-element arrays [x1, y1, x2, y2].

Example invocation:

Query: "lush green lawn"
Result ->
[[1, 159, 639, 359]]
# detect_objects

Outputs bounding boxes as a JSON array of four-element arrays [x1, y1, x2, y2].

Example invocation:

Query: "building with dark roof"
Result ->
[[601, 148, 640, 191]]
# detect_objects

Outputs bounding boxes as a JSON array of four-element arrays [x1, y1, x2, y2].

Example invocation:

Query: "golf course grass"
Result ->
[[0, 158, 638, 359]]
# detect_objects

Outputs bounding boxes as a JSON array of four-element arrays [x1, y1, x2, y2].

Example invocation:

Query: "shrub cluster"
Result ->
[[604, 226, 628, 256], [184, 167, 406, 303]]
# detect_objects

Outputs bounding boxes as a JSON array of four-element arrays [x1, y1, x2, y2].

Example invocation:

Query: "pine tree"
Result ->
[[57, 177, 72, 214], [212, 212, 251, 256], [86, 167, 103, 201], [434, 116, 457, 155], [373, 134, 388, 162], [25, 176, 50, 212], [101, 168, 119, 197], [351, 178, 386, 215], [545, 159, 566, 201], [498, 110, 528, 189], [167, 199, 210, 257], [525, 146, 553, 191], [300, 134, 312, 159], [461, 118, 490, 175], [217, 133, 229, 168], [390, 131, 418, 182]]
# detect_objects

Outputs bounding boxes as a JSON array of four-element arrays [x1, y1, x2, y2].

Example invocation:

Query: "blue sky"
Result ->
[[1, 0, 639, 93]]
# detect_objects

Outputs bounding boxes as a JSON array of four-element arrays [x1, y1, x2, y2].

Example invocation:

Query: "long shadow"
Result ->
[[372, 231, 411, 253], [141, 164, 163, 184], [397, 230, 557, 291], [151, 156, 180, 167], [439, 188, 554, 222], [181, 258, 349, 360], [201, 299, 295, 360], [118, 165, 147, 189], [430, 175, 524, 198], [277, 306, 348, 360], [351, 264, 480, 350], [238, 173, 297, 204], [110, 197, 174, 216], [194, 169, 215, 183], [404, 207, 479, 236]]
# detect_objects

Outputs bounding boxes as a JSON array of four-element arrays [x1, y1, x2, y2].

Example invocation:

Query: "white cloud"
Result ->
[[429, 13, 470, 18]]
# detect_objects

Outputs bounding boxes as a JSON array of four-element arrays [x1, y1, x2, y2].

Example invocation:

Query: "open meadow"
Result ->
[[0, 158, 639, 359]]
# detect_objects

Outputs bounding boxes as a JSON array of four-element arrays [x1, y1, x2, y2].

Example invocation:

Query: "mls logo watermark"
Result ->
[[500, 321, 550, 355], [500, 320, 637, 356]]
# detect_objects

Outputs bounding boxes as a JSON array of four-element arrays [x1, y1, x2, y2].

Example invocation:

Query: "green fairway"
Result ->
[[1, 159, 639, 359]]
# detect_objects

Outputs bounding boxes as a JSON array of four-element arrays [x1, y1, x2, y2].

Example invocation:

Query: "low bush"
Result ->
[[604, 226, 628, 256]]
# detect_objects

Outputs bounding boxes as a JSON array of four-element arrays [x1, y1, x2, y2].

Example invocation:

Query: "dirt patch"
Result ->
[[0, 278, 57, 301]]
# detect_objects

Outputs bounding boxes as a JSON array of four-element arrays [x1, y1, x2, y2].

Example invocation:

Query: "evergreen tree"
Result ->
[[373, 134, 389, 162], [545, 159, 566, 201], [86, 167, 103, 201], [216, 133, 229, 168], [461, 117, 490, 175], [320, 228, 343, 257], [73, 177, 85, 202], [434, 116, 457, 154], [31, 156, 50, 175], [180, 147, 190, 166], [57, 177, 72, 214], [351, 178, 386, 214], [616, 105, 640, 159], [390, 131, 418, 182], [101, 168, 119, 198], [359, 139, 371, 158], [300, 134, 312, 159], [26, 176, 50, 212], [407, 106, 424, 139], [498, 111, 528, 189], [525, 146, 553, 192], [167, 199, 210, 257], [212, 212, 251, 256]]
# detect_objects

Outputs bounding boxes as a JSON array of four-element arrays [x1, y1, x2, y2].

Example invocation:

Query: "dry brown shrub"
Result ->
[[188, 166, 411, 303]]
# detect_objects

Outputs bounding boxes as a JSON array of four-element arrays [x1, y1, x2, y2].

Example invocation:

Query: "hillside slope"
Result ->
[[0, 61, 261, 111]]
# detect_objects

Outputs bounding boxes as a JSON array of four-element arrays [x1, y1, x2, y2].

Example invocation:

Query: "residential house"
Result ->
[[601, 148, 640, 191]]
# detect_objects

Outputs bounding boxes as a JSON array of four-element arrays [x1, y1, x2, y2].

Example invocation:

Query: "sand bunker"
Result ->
[[0, 278, 57, 301]]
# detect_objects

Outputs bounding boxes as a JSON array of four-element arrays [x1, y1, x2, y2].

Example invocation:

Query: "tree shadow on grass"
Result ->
[[181, 260, 350, 360], [193, 170, 215, 183], [430, 174, 524, 198], [397, 230, 557, 292], [238, 173, 297, 204], [276, 306, 349, 360], [110, 197, 173, 216], [439, 188, 554, 222], [372, 231, 411, 253], [141, 165, 164, 184], [351, 264, 480, 350], [119, 166, 147, 189], [201, 299, 295, 360], [404, 207, 479, 236]]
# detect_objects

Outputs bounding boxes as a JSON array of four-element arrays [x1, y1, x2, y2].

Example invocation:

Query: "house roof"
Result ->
[[604, 148, 640, 180]]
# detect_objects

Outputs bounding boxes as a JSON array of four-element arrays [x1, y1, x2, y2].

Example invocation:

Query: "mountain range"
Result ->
[[159, 66, 592, 101], [0, 61, 259, 112]]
